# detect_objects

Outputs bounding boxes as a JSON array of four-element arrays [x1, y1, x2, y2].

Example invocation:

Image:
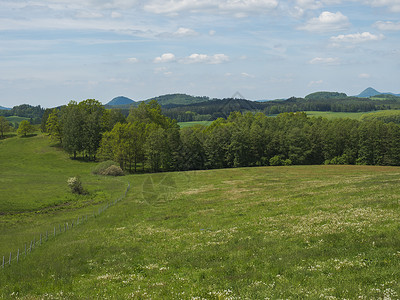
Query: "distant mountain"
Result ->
[[105, 93, 212, 110], [106, 96, 135, 106], [0, 105, 11, 110], [357, 87, 400, 98], [358, 87, 381, 98]]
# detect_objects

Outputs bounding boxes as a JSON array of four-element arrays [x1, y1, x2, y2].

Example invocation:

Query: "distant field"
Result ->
[[177, 112, 392, 126], [5, 116, 30, 124], [2, 161, 400, 298], [178, 120, 211, 128], [304, 111, 374, 119]]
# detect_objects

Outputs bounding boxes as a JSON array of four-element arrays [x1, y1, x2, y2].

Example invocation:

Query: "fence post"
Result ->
[[17, 249, 19, 263], [33, 237, 35, 248], [30, 241, 32, 253], [54, 226, 56, 237], [2, 256, 4, 268]]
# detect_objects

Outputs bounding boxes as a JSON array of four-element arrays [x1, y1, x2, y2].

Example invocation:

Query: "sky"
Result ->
[[0, 0, 399, 108]]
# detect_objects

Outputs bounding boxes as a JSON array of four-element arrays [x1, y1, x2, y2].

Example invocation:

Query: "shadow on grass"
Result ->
[[0, 133, 17, 139], [20, 133, 38, 138]]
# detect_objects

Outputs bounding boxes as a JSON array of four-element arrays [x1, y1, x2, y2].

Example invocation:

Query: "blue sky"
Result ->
[[1, 0, 399, 108]]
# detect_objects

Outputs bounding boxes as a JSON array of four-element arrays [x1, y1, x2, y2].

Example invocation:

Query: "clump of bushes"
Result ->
[[92, 160, 124, 176], [67, 176, 86, 194], [269, 155, 292, 166]]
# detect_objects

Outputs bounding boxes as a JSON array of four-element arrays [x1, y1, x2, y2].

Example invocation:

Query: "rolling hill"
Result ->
[[0, 105, 11, 110], [106, 96, 135, 106], [105, 93, 211, 110]]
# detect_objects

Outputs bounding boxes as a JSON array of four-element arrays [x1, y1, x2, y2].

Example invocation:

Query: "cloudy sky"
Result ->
[[1, 0, 399, 107]]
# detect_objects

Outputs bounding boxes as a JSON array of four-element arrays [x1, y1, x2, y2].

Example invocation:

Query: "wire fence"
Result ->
[[1, 183, 130, 270]]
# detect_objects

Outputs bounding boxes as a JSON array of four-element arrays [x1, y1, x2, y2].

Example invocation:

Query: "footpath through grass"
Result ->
[[1, 164, 400, 298]]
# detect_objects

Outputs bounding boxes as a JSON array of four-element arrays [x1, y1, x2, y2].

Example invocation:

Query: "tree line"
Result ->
[[162, 95, 400, 121], [44, 99, 400, 172]]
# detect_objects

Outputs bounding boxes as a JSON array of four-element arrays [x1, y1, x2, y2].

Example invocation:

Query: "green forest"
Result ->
[[38, 99, 400, 173]]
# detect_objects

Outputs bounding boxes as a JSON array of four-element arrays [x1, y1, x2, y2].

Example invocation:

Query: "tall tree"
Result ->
[[17, 120, 34, 137], [61, 101, 84, 159], [46, 109, 63, 144], [0, 116, 12, 138]]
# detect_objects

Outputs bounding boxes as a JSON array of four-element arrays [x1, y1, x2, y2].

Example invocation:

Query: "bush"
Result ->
[[67, 176, 86, 194], [101, 165, 124, 176], [92, 160, 119, 175], [92, 160, 124, 176], [269, 155, 284, 166]]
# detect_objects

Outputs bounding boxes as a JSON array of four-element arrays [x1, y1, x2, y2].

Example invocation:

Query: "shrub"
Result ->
[[67, 176, 86, 194], [92, 160, 124, 176], [283, 159, 292, 166], [101, 165, 124, 176], [92, 160, 119, 175], [269, 155, 284, 166]]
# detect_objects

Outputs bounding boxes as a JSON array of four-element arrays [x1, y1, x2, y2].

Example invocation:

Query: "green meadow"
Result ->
[[5, 116, 30, 124], [178, 120, 211, 128], [1, 134, 400, 298]]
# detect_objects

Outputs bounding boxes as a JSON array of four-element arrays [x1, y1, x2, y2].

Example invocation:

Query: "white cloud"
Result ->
[[330, 32, 385, 43], [127, 57, 138, 63], [359, 73, 371, 78], [175, 27, 198, 37], [374, 21, 400, 31], [111, 11, 122, 18], [308, 80, 323, 87], [241, 72, 255, 78], [181, 53, 229, 64], [362, 0, 400, 12], [209, 30, 216, 36], [309, 57, 340, 64], [159, 27, 199, 38], [298, 11, 350, 33], [75, 11, 104, 19], [154, 53, 176, 63], [143, 0, 278, 16]]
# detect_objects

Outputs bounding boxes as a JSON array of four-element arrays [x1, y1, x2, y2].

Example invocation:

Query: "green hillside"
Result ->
[[5, 116, 30, 124], [0, 134, 127, 255], [1, 135, 400, 298]]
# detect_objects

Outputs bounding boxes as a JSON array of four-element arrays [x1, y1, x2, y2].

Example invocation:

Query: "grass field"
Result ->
[[178, 121, 211, 128], [1, 135, 400, 298], [177, 111, 389, 128], [5, 116, 30, 124], [304, 111, 370, 119]]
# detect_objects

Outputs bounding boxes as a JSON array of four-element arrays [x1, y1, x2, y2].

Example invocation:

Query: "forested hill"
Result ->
[[105, 93, 211, 110], [163, 92, 400, 122], [0, 104, 44, 123], [164, 98, 265, 121], [145, 94, 211, 107]]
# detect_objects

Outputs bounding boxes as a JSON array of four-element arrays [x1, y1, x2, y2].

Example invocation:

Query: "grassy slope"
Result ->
[[1, 164, 400, 298], [0, 134, 127, 256], [5, 116, 30, 124]]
